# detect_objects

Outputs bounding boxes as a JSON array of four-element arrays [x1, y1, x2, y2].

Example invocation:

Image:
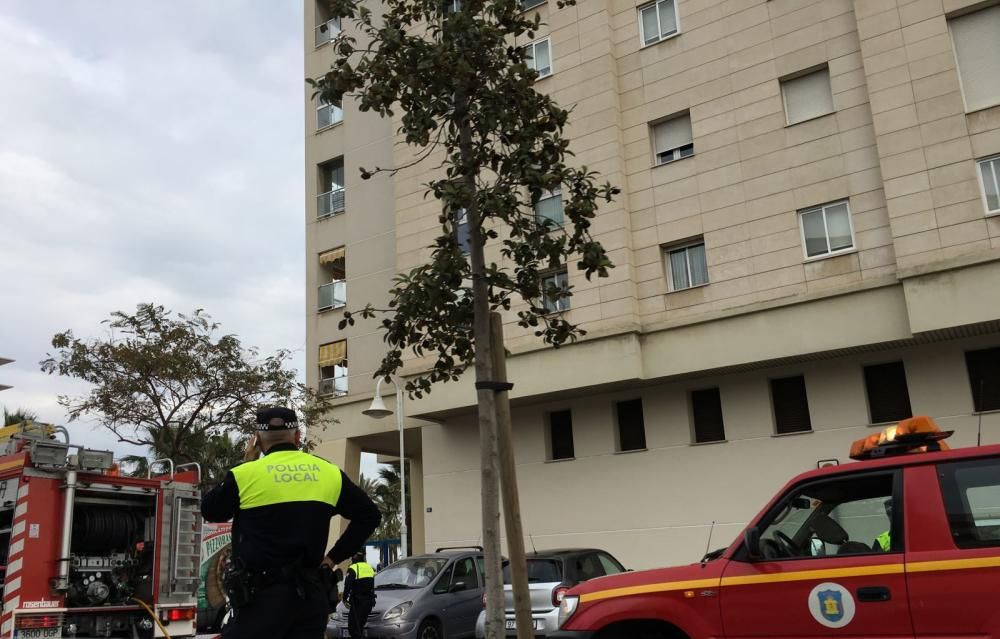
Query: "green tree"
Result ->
[[311, 0, 617, 634], [41, 304, 336, 484], [312, 0, 617, 632]]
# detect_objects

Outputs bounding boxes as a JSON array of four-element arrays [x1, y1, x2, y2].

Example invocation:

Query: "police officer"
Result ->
[[202, 407, 381, 639], [342, 551, 376, 639], [875, 498, 893, 551]]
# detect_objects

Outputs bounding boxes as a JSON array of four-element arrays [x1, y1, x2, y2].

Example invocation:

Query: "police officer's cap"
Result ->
[[255, 406, 298, 431]]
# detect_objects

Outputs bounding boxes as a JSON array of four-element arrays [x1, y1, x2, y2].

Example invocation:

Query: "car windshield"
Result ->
[[502, 558, 563, 584], [375, 558, 448, 589]]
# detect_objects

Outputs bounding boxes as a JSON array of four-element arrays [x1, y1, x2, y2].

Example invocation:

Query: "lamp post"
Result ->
[[363, 376, 407, 559]]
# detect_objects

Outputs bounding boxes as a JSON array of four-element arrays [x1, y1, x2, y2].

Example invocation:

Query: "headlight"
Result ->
[[383, 602, 413, 621], [558, 595, 579, 628]]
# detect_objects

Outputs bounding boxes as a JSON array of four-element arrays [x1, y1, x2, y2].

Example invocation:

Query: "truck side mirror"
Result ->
[[744, 526, 762, 561]]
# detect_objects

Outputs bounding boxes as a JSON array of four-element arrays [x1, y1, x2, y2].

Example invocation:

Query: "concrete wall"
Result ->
[[421, 334, 1000, 570]]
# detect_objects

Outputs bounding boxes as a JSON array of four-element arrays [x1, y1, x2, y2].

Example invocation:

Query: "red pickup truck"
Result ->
[[554, 416, 1000, 638]]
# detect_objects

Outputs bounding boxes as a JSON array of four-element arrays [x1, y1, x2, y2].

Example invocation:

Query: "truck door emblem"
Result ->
[[807, 582, 855, 629]]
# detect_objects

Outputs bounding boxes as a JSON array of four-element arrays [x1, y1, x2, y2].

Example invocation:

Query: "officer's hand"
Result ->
[[243, 435, 259, 463], [321, 556, 336, 571]]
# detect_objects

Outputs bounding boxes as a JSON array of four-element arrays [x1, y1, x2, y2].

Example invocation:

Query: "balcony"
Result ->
[[317, 189, 346, 218], [317, 101, 343, 130], [319, 375, 348, 397], [318, 280, 347, 311], [314, 18, 342, 47]]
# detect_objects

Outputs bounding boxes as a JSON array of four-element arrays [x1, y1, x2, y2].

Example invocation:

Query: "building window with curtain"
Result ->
[[977, 155, 1000, 215], [534, 189, 563, 228], [523, 37, 552, 78], [318, 341, 348, 396], [318, 247, 346, 311], [664, 239, 708, 291], [541, 269, 569, 313], [798, 200, 854, 259], [651, 113, 693, 165], [781, 66, 835, 126], [316, 96, 343, 130], [948, 5, 1000, 113], [638, 0, 678, 47]]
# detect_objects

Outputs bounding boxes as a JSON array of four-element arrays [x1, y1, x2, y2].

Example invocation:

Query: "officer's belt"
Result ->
[[251, 566, 322, 589]]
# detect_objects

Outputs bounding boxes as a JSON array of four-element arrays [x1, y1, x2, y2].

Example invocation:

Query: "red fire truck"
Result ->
[[554, 416, 1000, 638], [0, 422, 201, 638]]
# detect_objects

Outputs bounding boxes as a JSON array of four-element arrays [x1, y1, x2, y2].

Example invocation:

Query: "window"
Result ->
[[314, 1, 342, 48], [453, 208, 472, 254], [781, 67, 835, 126], [318, 247, 347, 311], [948, 5, 1000, 112], [665, 240, 708, 290], [977, 156, 1000, 215], [318, 159, 346, 218], [938, 458, 1000, 549], [615, 399, 646, 452], [524, 38, 552, 78], [541, 270, 569, 313], [596, 552, 625, 575], [757, 472, 897, 560], [574, 553, 610, 581], [447, 558, 479, 592], [638, 0, 678, 47], [691, 387, 725, 444], [548, 410, 574, 460], [799, 200, 854, 259], [503, 558, 562, 583], [863, 361, 912, 424], [771, 375, 812, 434], [318, 340, 348, 396], [443, 0, 462, 13], [521, 0, 546, 10], [651, 113, 693, 165], [966, 346, 1000, 412], [535, 190, 563, 227], [316, 97, 343, 130]]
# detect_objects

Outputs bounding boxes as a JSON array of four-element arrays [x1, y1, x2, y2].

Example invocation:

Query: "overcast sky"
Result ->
[[0, 2, 379, 477]]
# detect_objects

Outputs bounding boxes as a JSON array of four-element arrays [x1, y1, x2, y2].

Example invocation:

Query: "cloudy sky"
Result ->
[[0, 1, 378, 475]]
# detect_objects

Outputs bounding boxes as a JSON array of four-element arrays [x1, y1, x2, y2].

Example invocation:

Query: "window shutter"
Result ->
[[653, 114, 692, 155], [691, 388, 725, 443], [319, 246, 346, 265], [966, 347, 1000, 412], [549, 410, 575, 460], [782, 67, 834, 125], [863, 362, 912, 424], [318, 340, 347, 367], [950, 6, 1000, 111], [771, 376, 812, 434], [616, 399, 646, 451]]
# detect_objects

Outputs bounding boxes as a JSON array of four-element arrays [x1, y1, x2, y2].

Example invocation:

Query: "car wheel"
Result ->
[[417, 619, 443, 639]]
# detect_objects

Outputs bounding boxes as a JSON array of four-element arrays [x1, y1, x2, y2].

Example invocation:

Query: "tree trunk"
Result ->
[[490, 313, 534, 639], [457, 89, 505, 639]]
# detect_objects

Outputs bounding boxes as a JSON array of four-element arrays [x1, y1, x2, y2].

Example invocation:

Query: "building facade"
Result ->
[[305, 0, 1000, 569]]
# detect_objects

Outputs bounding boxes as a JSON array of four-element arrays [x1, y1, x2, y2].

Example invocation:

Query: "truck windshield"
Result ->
[[375, 558, 448, 589]]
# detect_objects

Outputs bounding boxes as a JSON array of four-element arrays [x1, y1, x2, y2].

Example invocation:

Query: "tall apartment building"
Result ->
[[305, 0, 1000, 569]]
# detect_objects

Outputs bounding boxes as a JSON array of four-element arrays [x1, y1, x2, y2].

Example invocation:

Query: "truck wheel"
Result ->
[[417, 619, 442, 639]]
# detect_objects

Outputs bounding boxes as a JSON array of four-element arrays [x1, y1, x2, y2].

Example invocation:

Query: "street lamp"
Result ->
[[363, 376, 407, 559]]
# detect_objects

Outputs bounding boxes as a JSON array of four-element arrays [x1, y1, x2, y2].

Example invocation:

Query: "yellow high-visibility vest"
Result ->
[[350, 562, 375, 579], [231, 449, 343, 510]]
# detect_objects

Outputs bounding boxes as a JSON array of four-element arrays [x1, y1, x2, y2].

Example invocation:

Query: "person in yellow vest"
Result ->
[[343, 551, 376, 639], [202, 407, 381, 639], [875, 499, 893, 551]]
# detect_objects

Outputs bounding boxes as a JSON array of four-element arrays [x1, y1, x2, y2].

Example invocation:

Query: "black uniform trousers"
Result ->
[[348, 592, 374, 639], [222, 578, 329, 639]]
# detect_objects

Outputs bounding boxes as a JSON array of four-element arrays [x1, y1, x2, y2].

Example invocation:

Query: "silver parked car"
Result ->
[[327, 548, 486, 639], [474, 548, 626, 638]]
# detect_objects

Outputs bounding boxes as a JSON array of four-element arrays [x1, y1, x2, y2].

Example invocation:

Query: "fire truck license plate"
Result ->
[[15, 629, 61, 639]]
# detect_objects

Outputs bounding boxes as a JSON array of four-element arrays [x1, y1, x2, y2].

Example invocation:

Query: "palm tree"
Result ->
[[2, 407, 38, 427]]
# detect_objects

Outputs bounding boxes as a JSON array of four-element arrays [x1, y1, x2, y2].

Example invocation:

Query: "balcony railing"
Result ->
[[314, 18, 342, 47], [317, 188, 346, 218], [318, 280, 347, 311], [319, 375, 348, 396], [317, 101, 343, 130]]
